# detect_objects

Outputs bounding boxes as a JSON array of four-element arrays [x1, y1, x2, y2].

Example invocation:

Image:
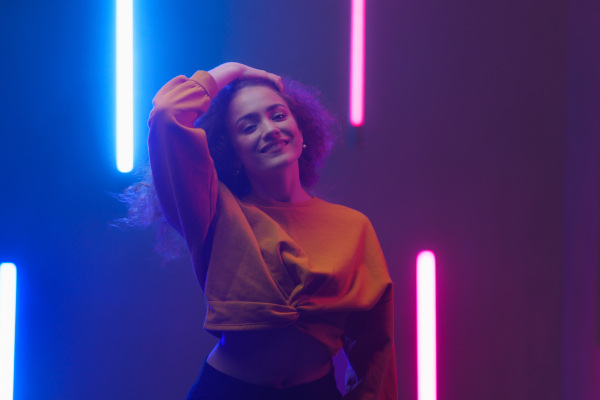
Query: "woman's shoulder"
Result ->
[[312, 197, 374, 226]]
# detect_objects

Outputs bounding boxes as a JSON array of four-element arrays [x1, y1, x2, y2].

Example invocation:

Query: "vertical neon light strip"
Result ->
[[417, 251, 437, 400], [350, 0, 365, 127], [0, 263, 17, 400], [116, 0, 134, 173]]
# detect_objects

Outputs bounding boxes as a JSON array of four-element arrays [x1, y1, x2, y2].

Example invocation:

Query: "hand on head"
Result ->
[[207, 62, 283, 93]]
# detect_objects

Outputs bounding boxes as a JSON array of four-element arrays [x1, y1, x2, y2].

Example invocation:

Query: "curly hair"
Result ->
[[117, 76, 338, 259]]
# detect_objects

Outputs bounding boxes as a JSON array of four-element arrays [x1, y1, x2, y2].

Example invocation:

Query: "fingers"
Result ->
[[258, 70, 283, 92], [239, 66, 284, 93], [267, 72, 284, 93]]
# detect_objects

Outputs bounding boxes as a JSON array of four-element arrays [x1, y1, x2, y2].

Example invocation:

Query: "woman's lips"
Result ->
[[260, 140, 289, 153]]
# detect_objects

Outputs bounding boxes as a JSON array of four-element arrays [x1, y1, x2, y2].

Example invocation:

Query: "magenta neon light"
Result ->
[[417, 250, 437, 400], [349, 0, 365, 127]]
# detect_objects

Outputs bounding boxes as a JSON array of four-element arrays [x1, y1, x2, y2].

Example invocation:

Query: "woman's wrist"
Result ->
[[208, 62, 243, 92]]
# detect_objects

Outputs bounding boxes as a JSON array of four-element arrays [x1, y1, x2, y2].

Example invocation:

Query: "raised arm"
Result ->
[[148, 71, 219, 245]]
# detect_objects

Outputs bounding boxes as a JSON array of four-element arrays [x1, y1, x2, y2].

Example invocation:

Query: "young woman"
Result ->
[[133, 62, 396, 399]]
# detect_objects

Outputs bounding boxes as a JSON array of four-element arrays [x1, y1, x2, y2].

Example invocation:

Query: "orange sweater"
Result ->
[[148, 71, 397, 399]]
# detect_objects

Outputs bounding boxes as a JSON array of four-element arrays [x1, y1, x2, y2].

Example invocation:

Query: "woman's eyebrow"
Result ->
[[235, 112, 259, 126], [234, 104, 287, 126], [266, 103, 287, 112]]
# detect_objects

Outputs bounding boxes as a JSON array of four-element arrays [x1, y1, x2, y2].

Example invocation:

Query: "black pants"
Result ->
[[186, 360, 343, 400]]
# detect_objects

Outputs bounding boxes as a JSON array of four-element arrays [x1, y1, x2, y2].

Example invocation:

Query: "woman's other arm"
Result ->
[[343, 288, 397, 400], [342, 220, 398, 400]]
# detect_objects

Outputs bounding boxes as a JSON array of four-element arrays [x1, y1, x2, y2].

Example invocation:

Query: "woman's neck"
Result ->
[[247, 166, 311, 203]]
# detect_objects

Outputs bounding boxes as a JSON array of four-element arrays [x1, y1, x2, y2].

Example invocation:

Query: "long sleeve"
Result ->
[[147, 71, 220, 247], [343, 283, 397, 400]]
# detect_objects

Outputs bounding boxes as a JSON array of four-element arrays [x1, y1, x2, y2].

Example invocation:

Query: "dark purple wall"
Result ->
[[319, 1, 570, 399], [0, 0, 597, 399], [563, 0, 600, 399]]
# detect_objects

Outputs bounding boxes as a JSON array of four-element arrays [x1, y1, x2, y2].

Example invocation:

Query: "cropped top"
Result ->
[[147, 71, 397, 399]]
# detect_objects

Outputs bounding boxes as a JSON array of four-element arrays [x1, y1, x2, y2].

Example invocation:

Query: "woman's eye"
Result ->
[[273, 112, 287, 121], [241, 124, 256, 133]]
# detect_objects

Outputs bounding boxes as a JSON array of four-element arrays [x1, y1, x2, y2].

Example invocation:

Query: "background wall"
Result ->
[[1, 0, 598, 399]]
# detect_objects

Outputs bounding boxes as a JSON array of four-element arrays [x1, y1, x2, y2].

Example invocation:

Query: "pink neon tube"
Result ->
[[417, 250, 437, 400], [350, 0, 365, 127]]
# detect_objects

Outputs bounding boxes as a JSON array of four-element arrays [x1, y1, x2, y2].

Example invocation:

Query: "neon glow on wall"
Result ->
[[0, 263, 17, 400], [116, 0, 134, 173], [350, 0, 365, 127], [417, 251, 437, 400]]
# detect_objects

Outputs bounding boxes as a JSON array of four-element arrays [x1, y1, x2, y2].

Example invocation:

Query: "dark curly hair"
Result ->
[[117, 76, 338, 259]]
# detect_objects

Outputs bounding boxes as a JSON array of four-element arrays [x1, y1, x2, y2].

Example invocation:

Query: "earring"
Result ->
[[302, 144, 307, 149]]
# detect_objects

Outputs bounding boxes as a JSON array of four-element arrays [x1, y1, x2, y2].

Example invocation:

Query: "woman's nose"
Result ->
[[263, 121, 282, 139]]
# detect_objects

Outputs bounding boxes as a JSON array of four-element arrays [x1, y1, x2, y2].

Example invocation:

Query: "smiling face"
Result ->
[[227, 85, 304, 181]]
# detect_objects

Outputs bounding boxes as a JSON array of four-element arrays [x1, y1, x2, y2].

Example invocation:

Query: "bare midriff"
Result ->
[[206, 325, 334, 388]]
